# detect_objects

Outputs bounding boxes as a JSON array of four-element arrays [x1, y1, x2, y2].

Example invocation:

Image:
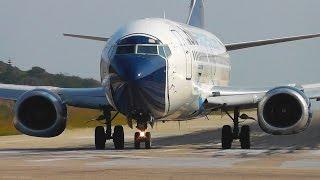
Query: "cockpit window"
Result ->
[[158, 46, 166, 58], [163, 46, 172, 57], [115, 45, 171, 58], [115, 35, 171, 58], [137, 45, 158, 55], [116, 45, 135, 54]]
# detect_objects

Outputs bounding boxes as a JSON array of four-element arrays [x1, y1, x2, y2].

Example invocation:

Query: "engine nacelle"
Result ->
[[13, 89, 67, 137], [257, 86, 312, 135]]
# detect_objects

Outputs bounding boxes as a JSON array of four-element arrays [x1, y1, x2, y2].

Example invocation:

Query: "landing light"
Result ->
[[139, 131, 146, 137]]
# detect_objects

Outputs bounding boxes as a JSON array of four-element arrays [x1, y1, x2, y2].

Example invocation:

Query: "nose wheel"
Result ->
[[134, 131, 151, 149], [221, 108, 251, 149]]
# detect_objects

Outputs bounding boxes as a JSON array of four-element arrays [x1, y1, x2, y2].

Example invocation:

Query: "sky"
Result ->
[[0, 0, 319, 87]]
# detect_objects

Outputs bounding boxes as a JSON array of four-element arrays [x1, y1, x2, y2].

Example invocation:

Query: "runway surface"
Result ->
[[1, 115, 320, 179]]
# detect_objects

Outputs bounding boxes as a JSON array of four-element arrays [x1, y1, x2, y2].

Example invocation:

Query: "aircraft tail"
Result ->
[[187, 0, 204, 28]]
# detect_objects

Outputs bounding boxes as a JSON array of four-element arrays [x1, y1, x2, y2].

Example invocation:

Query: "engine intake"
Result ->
[[258, 86, 312, 135], [14, 89, 67, 137]]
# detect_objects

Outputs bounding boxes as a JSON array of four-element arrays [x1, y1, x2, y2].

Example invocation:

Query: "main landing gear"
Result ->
[[95, 111, 124, 150], [134, 122, 151, 149], [221, 108, 251, 149]]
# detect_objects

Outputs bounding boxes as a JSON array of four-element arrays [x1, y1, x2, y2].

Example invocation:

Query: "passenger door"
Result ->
[[171, 30, 192, 80]]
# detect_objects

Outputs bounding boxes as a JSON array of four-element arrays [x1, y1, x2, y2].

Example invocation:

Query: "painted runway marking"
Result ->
[[2, 148, 320, 171], [159, 149, 184, 152], [185, 149, 270, 157], [27, 158, 75, 162], [0, 151, 26, 154], [310, 150, 320, 156], [281, 160, 320, 169], [214, 149, 269, 155], [0, 150, 43, 155], [103, 154, 156, 159], [88, 157, 254, 168]]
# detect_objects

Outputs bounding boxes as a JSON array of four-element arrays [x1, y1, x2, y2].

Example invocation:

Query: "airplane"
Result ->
[[1, 0, 320, 150]]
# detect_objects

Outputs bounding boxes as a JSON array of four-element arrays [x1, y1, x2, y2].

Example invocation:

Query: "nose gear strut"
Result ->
[[133, 114, 153, 149]]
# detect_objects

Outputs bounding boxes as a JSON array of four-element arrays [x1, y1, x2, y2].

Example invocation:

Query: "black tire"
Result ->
[[221, 125, 233, 149], [134, 132, 140, 149], [240, 125, 250, 149], [113, 125, 124, 150], [95, 126, 106, 150], [145, 132, 151, 149]]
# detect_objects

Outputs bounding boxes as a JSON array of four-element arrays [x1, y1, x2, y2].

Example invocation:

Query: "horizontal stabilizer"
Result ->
[[63, 33, 109, 42], [226, 33, 320, 51]]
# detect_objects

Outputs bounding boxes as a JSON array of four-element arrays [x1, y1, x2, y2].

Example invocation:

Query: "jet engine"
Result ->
[[13, 89, 67, 137], [257, 86, 312, 135]]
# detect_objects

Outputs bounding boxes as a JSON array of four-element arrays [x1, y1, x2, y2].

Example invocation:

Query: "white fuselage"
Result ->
[[101, 18, 230, 120]]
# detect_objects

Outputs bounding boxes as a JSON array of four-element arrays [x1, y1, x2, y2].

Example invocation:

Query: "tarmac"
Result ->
[[1, 114, 320, 180]]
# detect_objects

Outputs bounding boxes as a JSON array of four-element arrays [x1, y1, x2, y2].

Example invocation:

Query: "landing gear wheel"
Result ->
[[240, 125, 250, 149], [113, 125, 124, 150], [221, 125, 233, 149], [134, 132, 140, 149], [145, 132, 151, 149], [95, 126, 106, 150]]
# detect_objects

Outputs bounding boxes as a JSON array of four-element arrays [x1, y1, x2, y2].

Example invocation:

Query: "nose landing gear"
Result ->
[[221, 108, 252, 149], [134, 122, 152, 149], [134, 131, 151, 149]]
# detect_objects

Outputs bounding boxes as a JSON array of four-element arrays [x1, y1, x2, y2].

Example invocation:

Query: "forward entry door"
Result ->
[[171, 30, 192, 80]]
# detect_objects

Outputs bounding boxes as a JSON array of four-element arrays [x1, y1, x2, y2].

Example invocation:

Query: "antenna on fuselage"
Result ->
[[163, 10, 166, 19]]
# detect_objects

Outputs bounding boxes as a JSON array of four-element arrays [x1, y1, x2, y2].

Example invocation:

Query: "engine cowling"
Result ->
[[13, 89, 67, 137], [257, 86, 312, 135]]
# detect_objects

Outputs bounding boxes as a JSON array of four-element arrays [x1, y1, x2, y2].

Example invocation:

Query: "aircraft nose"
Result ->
[[109, 54, 166, 119], [111, 54, 165, 82]]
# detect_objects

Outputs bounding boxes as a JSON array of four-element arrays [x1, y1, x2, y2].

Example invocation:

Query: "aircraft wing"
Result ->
[[225, 33, 320, 51], [205, 84, 320, 110], [63, 33, 109, 42], [0, 84, 109, 109]]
